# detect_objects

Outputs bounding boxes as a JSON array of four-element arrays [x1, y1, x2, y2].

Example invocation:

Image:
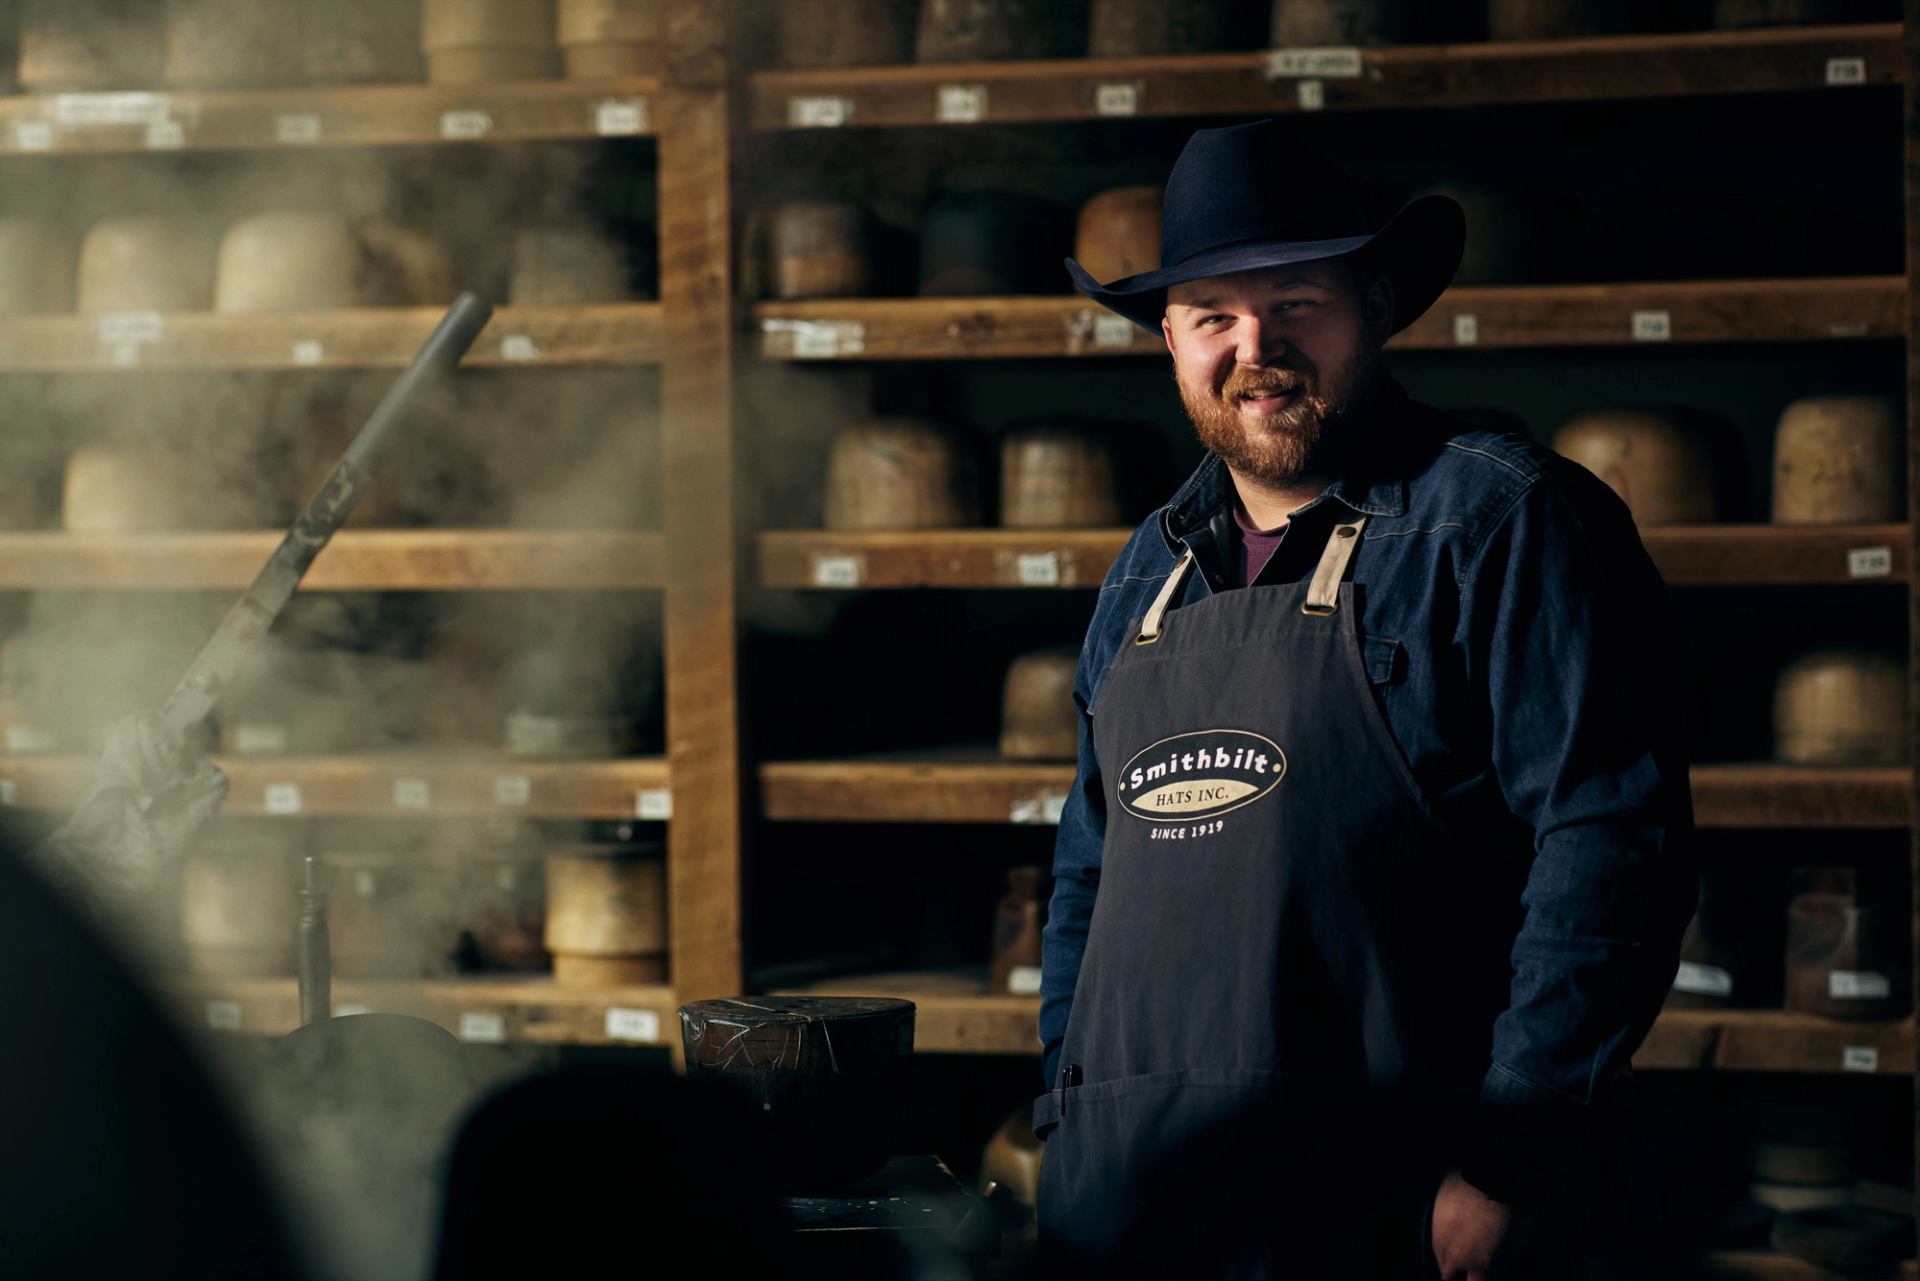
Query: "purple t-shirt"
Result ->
[[1231, 503, 1288, 587]]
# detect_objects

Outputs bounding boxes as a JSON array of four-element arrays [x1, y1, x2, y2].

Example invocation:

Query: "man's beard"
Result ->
[[1177, 343, 1386, 486]]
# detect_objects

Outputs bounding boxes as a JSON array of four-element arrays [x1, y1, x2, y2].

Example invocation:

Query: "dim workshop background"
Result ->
[[0, 0, 1913, 1277]]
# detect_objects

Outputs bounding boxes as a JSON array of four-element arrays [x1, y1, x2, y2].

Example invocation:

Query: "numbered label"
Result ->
[[936, 84, 988, 123], [292, 340, 324, 367], [811, 554, 862, 588], [1016, 551, 1062, 587], [605, 1007, 661, 1043], [1630, 310, 1672, 342], [1847, 546, 1893, 579], [1265, 47, 1364, 79], [276, 112, 322, 144], [1296, 79, 1326, 111], [1830, 970, 1891, 1000], [54, 92, 171, 126], [206, 1000, 243, 1031], [458, 1012, 507, 1043], [500, 334, 542, 363], [264, 783, 303, 815], [1011, 791, 1070, 826], [493, 774, 532, 807], [145, 119, 185, 150], [1093, 313, 1135, 349], [1094, 82, 1140, 117], [440, 110, 492, 140], [595, 98, 648, 136], [1452, 314, 1479, 346], [393, 778, 431, 810], [1826, 57, 1867, 86], [635, 788, 673, 821], [1007, 965, 1043, 996], [98, 312, 164, 345], [13, 121, 52, 152], [788, 95, 853, 128], [1842, 1045, 1880, 1073], [1671, 962, 1733, 997]]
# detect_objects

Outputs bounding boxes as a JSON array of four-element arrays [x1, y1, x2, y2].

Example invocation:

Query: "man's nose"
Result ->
[[1234, 316, 1284, 366]]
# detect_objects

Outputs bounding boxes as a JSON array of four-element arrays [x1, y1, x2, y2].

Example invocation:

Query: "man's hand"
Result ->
[[1429, 1171, 1533, 1281]]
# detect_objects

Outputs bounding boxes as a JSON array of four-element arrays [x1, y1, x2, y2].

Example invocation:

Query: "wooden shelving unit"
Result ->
[[0, 76, 659, 155], [758, 525, 1911, 591], [0, 753, 670, 820], [749, 25, 1900, 130], [755, 278, 1907, 361], [1705, 1253, 1918, 1279]]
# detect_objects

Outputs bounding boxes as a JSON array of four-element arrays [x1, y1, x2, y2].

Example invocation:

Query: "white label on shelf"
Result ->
[[788, 95, 853, 128], [1265, 47, 1364, 79], [936, 84, 988, 123], [595, 98, 648, 136], [5, 726, 53, 754], [1826, 56, 1867, 86], [0, 779, 17, 807], [493, 774, 532, 807], [1093, 313, 1135, 349], [761, 318, 864, 358], [108, 342, 142, 369], [291, 339, 325, 367], [1830, 970, 1892, 1000], [1828, 320, 1871, 338], [231, 723, 289, 755], [97, 312, 164, 345], [1671, 962, 1733, 997], [811, 554, 862, 588], [353, 870, 379, 898], [1007, 965, 1043, 996], [1297, 79, 1326, 111], [393, 778, 431, 810], [1630, 310, 1672, 342], [458, 1012, 506, 1043], [13, 121, 52, 152], [54, 92, 171, 126], [275, 112, 322, 144], [1016, 551, 1062, 587], [605, 1007, 661, 1043], [206, 1000, 243, 1031], [1094, 82, 1140, 116], [1011, 791, 1070, 826], [1843, 1045, 1881, 1073], [145, 119, 185, 150], [500, 333, 542, 363], [635, 788, 673, 821], [1453, 313, 1479, 346], [440, 109, 492, 140], [264, 783, 303, 816], [1847, 546, 1893, 579]]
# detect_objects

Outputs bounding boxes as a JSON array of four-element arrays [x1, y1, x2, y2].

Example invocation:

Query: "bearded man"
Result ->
[[1034, 120, 1697, 1280]]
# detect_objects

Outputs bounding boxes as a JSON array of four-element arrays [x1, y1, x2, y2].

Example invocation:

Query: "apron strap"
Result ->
[[1302, 516, 1368, 616], [1134, 549, 1196, 646]]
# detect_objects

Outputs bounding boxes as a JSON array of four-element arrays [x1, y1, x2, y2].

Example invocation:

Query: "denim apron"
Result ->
[[1034, 516, 1506, 1279]]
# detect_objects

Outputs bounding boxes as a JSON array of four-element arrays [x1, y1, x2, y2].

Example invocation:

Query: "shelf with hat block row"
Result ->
[[166, 975, 681, 1049], [0, 753, 672, 821], [756, 526, 1912, 591], [757, 757, 1913, 830], [0, 77, 660, 156], [772, 971, 1917, 1074], [0, 303, 663, 371], [750, 24, 1900, 131], [752, 278, 1906, 361], [0, 529, 664, 590]]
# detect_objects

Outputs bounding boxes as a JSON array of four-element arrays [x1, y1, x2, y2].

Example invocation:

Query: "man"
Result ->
[[1035, 119, 1696, 1279]]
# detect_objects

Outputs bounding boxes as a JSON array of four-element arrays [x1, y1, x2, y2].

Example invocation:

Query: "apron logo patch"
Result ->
[[1114, 729, 1286, 822]]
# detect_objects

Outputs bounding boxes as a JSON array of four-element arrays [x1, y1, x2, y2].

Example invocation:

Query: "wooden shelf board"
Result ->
[[753, 280, 1904, 361], [1704, 1252, 1918, 1279], [774, 973, 1916, 1069], [167, 975, 680, 1047], [0, 529, 664, 590], [761, 756, 1909, 830], [757, 526, 1909, 591], [751, 25, 1900, 129], [0, 77, 659, 155], [0, 303, 662, 371], [0, 753, 670, 819]]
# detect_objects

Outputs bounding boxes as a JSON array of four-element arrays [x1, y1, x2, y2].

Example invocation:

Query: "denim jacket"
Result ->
[[1040, 384, 1698, 1199]]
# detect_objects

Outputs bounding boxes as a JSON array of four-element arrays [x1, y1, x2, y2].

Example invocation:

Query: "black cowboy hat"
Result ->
[[1066, 119, 1466, 335]]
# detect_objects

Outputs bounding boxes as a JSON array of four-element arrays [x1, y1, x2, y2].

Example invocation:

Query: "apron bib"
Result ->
[[1036, 517, 1502, 1279]]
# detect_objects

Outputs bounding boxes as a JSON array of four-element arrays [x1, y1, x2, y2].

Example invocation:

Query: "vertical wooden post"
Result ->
[[658, 0, 743, 1003], [1905, 0, 1920, 1245]]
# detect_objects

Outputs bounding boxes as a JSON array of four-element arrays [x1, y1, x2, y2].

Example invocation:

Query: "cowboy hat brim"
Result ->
[[1064, 193, 1466, 336]]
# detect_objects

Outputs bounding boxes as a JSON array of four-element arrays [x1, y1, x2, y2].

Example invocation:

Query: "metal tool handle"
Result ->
[[157, 293, 494, 743]]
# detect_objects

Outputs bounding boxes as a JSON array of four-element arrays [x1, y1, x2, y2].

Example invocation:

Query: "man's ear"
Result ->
[[1161, 313, 1175, 355], [1366, 276, 1396, 341]]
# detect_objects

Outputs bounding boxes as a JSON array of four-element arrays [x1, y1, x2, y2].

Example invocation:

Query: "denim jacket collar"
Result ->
[[1158, 380, 1416, 554]]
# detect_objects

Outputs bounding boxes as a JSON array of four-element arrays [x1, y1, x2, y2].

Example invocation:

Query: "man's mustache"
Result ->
[[1222, 367, 1309, 398]]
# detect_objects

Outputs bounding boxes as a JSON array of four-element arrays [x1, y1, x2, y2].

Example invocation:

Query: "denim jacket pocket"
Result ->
[[1364, 635, 1406, 686]]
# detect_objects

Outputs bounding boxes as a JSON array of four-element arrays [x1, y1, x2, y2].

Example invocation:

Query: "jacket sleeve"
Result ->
[[1039, 638, 1107, 1094], [1457, 465, 1698, 1204]]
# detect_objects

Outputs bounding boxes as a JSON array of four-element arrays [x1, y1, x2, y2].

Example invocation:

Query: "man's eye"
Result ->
[[1197, 314, 1229, 327]]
